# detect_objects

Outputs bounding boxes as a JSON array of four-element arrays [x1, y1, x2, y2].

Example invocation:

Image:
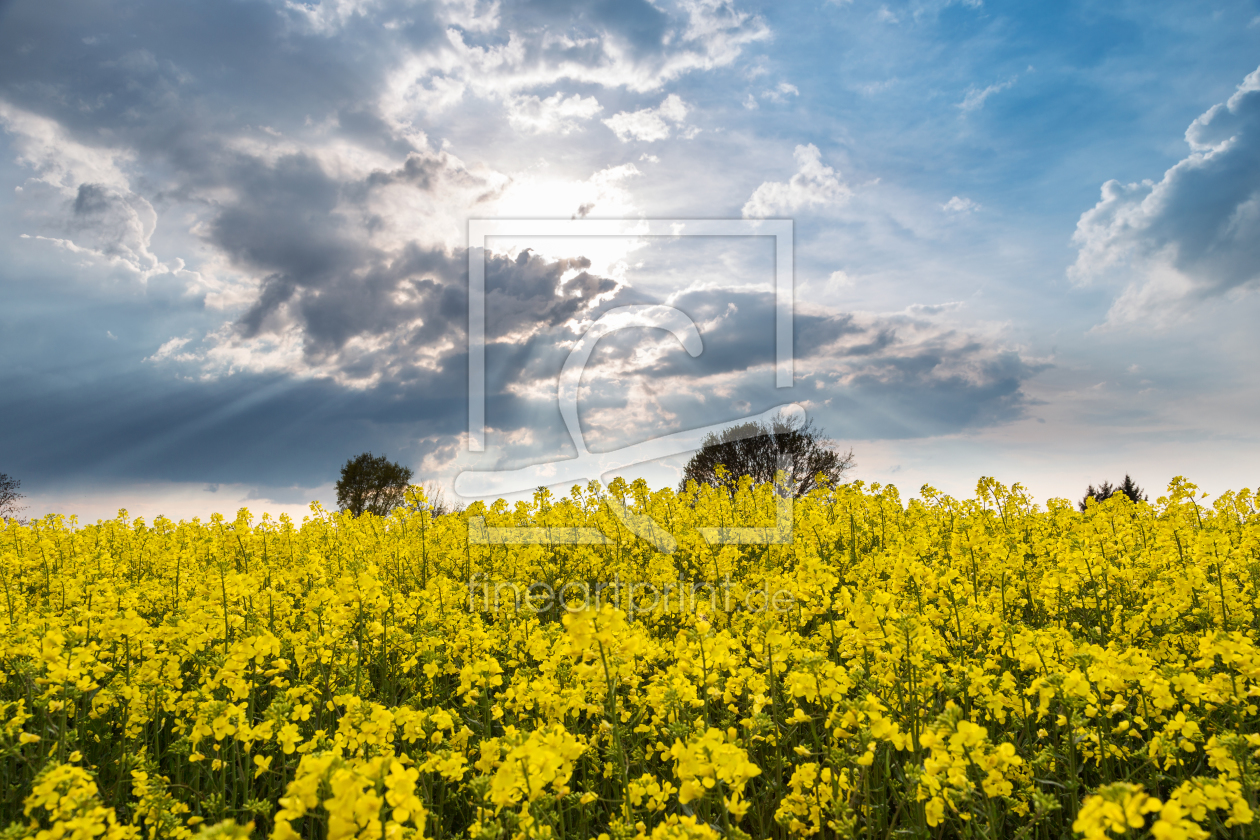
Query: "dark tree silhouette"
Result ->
[[0, 473, 25, 523], [679, 416, 854, 498], [335, 453, 413, 517], [1079, 474, 1148, 511]]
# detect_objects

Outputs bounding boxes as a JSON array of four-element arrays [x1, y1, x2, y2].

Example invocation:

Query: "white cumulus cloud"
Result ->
[[742, 144, 850, 217], [0, 100, 186, 280], [603, 94, 690, 142], [943, 196, 980, 213], [1071, 64, 1260, 323]]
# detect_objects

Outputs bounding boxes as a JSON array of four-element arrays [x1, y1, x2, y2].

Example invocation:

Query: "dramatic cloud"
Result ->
[[1072, 65, 1260, 323], [521, 286, 1043, 454], [379, 0, 770, 120], [0, 0, 1078, 507], [742, 144, 850, 217]]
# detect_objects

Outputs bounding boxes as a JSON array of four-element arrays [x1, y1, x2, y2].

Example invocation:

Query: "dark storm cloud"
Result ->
[[830, 350, 1038, 439], [590, 286, 1021, 388], [0, 365, 462, 489], [564, 288, 1039, 442], [487, 252, 617, 333], [0, 0, 382, 139], [219, 154, 371, 339], [209, 151, 621, 372]]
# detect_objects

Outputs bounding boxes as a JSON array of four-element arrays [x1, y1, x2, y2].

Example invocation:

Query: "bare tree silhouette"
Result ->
[[0, 473, 25, 523]]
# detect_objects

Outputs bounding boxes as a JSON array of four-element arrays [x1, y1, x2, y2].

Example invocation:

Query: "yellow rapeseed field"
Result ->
[[2, 475, 1259, 840]]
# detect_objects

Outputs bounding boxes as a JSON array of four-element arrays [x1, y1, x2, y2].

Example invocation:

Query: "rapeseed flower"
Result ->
[[2, 477, 1259, 838]]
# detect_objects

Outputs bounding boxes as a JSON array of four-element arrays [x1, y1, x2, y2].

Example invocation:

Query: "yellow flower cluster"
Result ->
[[668, 728, 760, 820], [2, 475, 1260, 840]]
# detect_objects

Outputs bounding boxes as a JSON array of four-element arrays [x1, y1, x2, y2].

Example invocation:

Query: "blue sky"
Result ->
[[1, 0, 1259, 519]]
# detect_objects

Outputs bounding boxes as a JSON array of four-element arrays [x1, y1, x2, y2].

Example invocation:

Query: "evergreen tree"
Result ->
[[1079, 474, 1148, 511]]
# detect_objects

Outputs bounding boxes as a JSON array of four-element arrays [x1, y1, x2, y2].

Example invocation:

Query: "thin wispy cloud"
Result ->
[[958, 77, 1018, 112]]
